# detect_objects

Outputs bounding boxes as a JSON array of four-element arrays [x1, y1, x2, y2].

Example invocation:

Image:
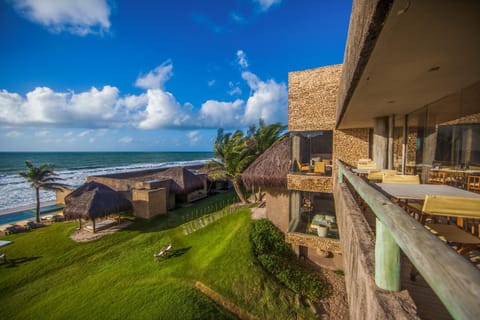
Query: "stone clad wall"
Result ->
[[334, 129, 370, 167], [288, 65, 342, 132], [334, 182, 419, 320], [286, 232, 341, 254], [287, 174, 333, 193]]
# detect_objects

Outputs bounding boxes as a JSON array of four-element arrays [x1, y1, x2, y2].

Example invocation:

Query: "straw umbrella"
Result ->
[[64, 181, 132, 233]]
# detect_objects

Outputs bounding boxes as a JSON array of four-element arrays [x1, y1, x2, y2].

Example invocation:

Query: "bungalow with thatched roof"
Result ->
[[243, 137, 290, 233], [63, 181, 132, 232], [157, 166, 207, 203], [60, 165, 208, 219]]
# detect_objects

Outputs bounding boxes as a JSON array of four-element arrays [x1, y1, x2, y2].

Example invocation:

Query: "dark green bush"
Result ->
[[250, 219, 329, 299]]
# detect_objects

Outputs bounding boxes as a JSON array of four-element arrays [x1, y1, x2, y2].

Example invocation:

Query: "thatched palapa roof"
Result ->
[[64, 181, 132, 221], [158, 166, 205, 194], [242, 137, 290, 189]]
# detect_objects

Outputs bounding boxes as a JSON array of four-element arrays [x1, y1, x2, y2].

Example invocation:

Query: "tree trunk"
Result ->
[[232, 177, 249, 204], [35, 187, 41, 223]]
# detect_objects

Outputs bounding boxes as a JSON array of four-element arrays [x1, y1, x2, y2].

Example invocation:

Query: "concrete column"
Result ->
[[401, 115, 408, 175], [373, 117, 388, 169], [388, 115, 394, 170]]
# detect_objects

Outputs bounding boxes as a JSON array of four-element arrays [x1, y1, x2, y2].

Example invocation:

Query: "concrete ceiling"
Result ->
[[338, 0, 480, 129]]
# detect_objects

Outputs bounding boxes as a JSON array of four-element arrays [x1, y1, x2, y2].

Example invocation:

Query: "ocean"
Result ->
[[0, 152, 214, 211]]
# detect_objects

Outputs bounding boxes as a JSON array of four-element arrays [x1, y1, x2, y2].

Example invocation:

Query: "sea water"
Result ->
[[0, 152, 214, 211]]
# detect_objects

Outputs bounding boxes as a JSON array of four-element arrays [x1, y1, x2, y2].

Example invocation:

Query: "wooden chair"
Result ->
[[357, 159, 377, 170], [382, 174, 420, 184], [296, 160, 310, 173], [467, 176, 480, 193], [428, 171, 447, 185], [367, 169, 396, 182], [419, 195, 480, 225], [314, 161, 325, 175]]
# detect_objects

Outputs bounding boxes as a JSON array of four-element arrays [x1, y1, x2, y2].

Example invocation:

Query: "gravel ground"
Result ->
[[70, 220, 132, 242]]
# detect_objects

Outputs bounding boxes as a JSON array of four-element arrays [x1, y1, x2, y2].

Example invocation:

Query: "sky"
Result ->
[[0, 0, 352, 152]]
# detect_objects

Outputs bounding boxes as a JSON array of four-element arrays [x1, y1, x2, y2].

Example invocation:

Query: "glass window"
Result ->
[[289, 191, 338, 238], [290, 131, 333, 176]]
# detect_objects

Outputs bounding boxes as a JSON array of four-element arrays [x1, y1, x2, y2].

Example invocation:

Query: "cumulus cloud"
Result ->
[[199, 99, 244, 128], [0, 86, 122, 127], [208, 80, 216, 87], [253, 0, 282, 12], [136, 89, 192, 129], [135, 61, 173, 90], [0, 52, 287, 131], [236, 50, 249, 69], [9, 0, 111, 36], [241, 71, 288, 124]]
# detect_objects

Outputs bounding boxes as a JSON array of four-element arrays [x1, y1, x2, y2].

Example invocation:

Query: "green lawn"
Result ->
[[0, 193, 314, 319]]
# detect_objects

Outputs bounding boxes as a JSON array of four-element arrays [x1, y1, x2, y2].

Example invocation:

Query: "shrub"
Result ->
[[250, 219, 330, 299]]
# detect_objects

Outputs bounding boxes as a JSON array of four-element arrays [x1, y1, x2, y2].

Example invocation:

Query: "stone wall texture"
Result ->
[[334, 182, 419, 320], [265, 188, 289, 233], [288, 65, 342, 132], [287, 174, 333, 193], [334, 129, 370, 167], [286, 232, 341, 254]]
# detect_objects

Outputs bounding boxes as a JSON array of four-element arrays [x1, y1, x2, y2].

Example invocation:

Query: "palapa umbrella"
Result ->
[[64, 181, 132, 233]]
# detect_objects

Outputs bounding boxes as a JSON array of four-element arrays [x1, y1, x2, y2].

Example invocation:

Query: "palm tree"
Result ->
[[207, 122, 287, 204], [19, 161, 67, 223], [206, 129, 256, 203]]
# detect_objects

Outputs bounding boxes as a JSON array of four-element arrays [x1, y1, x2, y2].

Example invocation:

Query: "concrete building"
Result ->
[[246, 0, 480, 319]]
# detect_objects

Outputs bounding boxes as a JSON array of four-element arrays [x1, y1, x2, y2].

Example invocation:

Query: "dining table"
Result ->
[[375, 183, 480, 201], [426, 224, 480, 254]]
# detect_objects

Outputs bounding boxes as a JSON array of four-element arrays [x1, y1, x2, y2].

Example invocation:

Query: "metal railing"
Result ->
[[336, 160, 480, 320]]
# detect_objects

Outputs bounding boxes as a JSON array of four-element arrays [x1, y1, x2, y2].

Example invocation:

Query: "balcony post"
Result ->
[[375, 218, 400, 291]]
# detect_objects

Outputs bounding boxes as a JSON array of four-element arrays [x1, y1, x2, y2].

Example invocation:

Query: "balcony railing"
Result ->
[[336, 160, 480, 320]]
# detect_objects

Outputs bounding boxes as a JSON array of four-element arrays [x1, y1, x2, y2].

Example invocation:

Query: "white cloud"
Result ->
[[119, 136, 133, 144], [208, 80, 216, 87], [230, 12, 247, 24], [9, 0, 111, 36], [0, 86, 121, 127], [78, 130, 92, 137], [236, 50, 249, 69], [199, 99, 244, 128], [35, 130, 49, 137], [186, 131, 200, 145], [241, 71, 287, 125], [6, 131, 22, 137], [0, 52, 287, 132], [88, 137, 96, 143], [135, 61, 173, 90], [253, 0, 282, 12], [136, 89, 192, 129]]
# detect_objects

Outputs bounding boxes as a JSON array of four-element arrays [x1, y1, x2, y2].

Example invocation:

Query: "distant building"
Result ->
[[83, 166, 208, 219]]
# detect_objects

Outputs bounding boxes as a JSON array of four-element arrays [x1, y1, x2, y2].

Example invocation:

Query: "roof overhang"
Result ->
[[337, 0, 480, 129]]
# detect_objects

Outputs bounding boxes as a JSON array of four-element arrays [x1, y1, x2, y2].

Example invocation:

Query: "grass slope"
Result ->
[[0, 193, 313, 320]]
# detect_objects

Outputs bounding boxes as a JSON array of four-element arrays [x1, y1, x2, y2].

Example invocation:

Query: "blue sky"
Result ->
[[0, 0, 352, 151]]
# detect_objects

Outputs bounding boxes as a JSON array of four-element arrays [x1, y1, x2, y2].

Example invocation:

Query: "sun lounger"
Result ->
[[154, 244, 173, 259]]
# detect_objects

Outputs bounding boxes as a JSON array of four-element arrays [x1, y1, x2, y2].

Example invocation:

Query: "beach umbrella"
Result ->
[[64, 181, 132, 233]]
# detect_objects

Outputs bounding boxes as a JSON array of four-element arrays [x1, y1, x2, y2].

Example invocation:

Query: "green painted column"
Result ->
[[375, 218, 400, 291]]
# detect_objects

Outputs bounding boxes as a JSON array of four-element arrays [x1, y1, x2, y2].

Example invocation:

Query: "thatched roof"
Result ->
[[64, 181, 132, 221], [242, 137, 290, 189], [158, 166, 205, 194]]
